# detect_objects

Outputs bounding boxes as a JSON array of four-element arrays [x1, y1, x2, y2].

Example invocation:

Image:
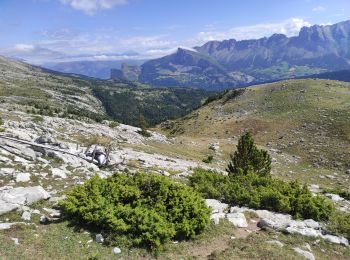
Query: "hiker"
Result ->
[[86, 146, 107, 166]]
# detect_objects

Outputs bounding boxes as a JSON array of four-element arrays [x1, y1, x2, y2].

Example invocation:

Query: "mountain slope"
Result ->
[[140, 48, 254, 89], [162, 79, 350, 171], [0, 56, 105, 120], [140, 20, 350, 89], [44, 60, 145, 79], [0, 56, 210, 126], [308, 70, 350, 82]]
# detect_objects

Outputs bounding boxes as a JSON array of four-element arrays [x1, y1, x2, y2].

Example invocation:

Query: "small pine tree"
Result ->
[[227, 132, 271, 176], [138, 115, 151, 137]]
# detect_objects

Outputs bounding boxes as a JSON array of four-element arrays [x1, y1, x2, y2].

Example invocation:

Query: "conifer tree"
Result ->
[[227, 132, 271, 176]]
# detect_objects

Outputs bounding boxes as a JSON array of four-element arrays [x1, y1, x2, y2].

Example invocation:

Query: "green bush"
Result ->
[[328, 211, 350, 240], [138, 128, 152, 137], [32, 115, 44, 123], [202, 155, 214, 164], [0, 117, 3, 125], [60, 173, 210, 250], [109, 121, 119, 128], [227, 132, 271, 176], [189, 168, 333, 221]]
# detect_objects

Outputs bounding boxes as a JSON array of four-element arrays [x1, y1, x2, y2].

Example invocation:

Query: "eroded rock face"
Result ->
[[0, 139, 36, 161], [0, 186, 50, 215]]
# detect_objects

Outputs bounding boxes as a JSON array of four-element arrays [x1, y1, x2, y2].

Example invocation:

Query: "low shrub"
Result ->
[[189, 168, 333, 221], [328, 211, 350, 240], [109, 121, 119, 128], [0, 117, 3, 125], [138, 128, 152, 137], [60, 173, 210, 250], [202, 155, 214, 164], [32, 115, 44, 123]]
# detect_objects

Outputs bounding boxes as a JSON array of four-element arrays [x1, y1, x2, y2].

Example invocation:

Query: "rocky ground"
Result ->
[[0, 108, 350, 259]]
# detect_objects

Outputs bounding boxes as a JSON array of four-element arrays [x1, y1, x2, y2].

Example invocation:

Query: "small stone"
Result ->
[[21, 211, 31, 221], [304, 243, 312, 252], [96, 234, 104, 243], [209, 143, 219, 151], [15, 173, 31, 183], [266, 240, 284, 247], [112, 247, 121, 254], [11, 238, 19, 245], [293, 247, 315, 260]]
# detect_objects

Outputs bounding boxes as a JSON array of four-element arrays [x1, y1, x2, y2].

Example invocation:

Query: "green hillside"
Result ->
[[0, 56, 210, 126], [163, 79, 350, 182]]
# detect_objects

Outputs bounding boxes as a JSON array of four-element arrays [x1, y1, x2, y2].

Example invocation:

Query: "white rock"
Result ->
[[257, 210, 292, 230], [210, 212, 226, 225], [0, 186, 50, 215], [226, 213, 248, 228], [323, 234, 349, 246], [0, 139, 36, 161], [11, 237, 19, 245], [293, 247, 315, 260], [0, 222, 23, 230], [51, 168, 67, 179], [15, 173, 31, 183], [112, 247, 121, 254], [21, 211, 31, 221], [205, 199, 228, 213], [0, 168, 15, 176], [230, 206, 252, 213], [266, 240, 284, 247], [325, 193, 344, 202]]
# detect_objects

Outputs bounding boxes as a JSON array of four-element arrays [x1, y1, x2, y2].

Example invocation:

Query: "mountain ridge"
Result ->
[[140, 20, 350, 89]]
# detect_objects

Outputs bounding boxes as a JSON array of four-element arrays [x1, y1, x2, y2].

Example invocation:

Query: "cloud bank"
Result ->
[[60, 0, 127, 15], [0, 17, 315, 64]]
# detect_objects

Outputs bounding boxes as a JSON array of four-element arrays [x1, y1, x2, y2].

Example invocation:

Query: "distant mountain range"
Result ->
[[307, 69, 350, 82], [139, 20, 350, 90], [44, 60, 145, 79]]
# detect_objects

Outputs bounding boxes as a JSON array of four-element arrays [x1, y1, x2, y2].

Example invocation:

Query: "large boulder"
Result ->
[[205, 199, 228, 213], [0, 186, 50, 215], [293, 247, 315, 260], [226, 213, 248, 228], [256, 210, 292, 230]]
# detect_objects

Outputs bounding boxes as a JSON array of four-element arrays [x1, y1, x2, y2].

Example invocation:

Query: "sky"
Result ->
[[0, 0, 349, 64]]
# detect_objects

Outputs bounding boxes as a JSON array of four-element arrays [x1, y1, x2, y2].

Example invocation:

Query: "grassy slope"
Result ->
[[0, 56, 104, 115], [160, 79, 350, 189], [0, 56, 210, 126]]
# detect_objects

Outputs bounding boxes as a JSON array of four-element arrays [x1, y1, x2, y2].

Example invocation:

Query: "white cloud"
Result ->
[[312, 6, 326, 12], [189, 18, 311, 46], [60, 0, 127, 15], [13, 44, 36, 52], [1, 18, 315, 64], [0, 44, 64, 64]]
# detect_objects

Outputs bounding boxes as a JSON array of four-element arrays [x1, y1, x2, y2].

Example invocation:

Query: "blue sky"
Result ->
[[0, 0, 349, 64]]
